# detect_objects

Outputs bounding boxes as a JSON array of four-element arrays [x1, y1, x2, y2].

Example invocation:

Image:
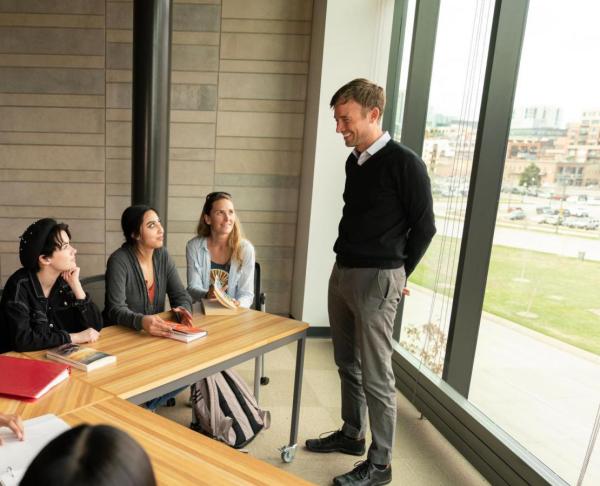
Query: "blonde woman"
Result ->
[[186, 192, 255, 308]]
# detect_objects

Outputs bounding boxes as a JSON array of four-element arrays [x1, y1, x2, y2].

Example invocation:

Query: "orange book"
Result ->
[[164, 321, 208, 343], [0, 355, 70, 401]]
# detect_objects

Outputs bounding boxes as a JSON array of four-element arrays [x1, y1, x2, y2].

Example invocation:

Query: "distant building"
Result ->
[[423, 109, 600, 188], [567, 110, 600, 153], [512, 105, 563, 129], [503, 110, 600, 187], [422, 121, 478, 178], [510, 105, 566, 139]]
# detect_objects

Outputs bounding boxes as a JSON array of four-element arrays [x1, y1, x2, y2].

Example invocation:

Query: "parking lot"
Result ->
[[500, 189, 600, 230]]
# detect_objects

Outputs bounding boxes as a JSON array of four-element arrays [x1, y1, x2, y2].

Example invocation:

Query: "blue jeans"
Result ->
[[144, 386, 187, 412]]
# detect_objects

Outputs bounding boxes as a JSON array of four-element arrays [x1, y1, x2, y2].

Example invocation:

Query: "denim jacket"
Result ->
[[186, 236, 255, 308], [0, 268, 102, 353]]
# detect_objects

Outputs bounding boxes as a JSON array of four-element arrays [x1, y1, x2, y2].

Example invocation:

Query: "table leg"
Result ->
[[280, 335, 306, 463], [253, 356, 261, 403]]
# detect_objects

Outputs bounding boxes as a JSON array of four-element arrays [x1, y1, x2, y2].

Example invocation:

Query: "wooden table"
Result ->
[[61, 398, 315, 486], [24, 309, 309, 462]]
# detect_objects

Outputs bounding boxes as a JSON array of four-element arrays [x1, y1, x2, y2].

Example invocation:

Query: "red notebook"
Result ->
[[0, 355, 70, 401]]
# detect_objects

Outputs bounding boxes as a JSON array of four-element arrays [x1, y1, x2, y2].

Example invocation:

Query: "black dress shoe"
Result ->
[[333, 461, 391, 486], [305, 430, 365, 456]]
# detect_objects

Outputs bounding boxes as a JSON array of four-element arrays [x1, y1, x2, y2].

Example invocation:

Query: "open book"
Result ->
[[0, 414, 70, 486], [201, 281, 240, 315], [201, 298, 238, 315], [213, 283, 238, 310], [46, 343, 116, 372]]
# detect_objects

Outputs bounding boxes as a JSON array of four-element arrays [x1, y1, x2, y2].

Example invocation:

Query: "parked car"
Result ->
[[586, 219, 599, 230], [509, 210, 526, 220], [564, 217, 587, 229], [536, 206, 553, 215], [570, 207, 589, 217], [545, 215, 563, 225]]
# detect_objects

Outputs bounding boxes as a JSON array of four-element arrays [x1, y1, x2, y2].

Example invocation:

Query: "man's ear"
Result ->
[[369, 107, 380, 123]]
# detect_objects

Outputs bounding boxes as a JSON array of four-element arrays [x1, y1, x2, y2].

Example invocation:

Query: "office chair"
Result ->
[[80, 274, 106, 316], [254, 261, 269, 385]]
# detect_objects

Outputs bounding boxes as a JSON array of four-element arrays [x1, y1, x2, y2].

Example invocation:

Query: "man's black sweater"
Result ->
[[334, 139, 436, 276]]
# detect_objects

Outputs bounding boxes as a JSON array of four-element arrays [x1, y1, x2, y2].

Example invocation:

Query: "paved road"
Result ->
[[435, 216, 600, 261], [402, 286, 600, 486]]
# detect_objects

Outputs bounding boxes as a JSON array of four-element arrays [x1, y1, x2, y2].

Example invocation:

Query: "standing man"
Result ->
[[305, 79, 436, 486]]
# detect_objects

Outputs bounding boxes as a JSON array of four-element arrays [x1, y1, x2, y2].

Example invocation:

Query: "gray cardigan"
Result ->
[[104, 244, 192, 330]]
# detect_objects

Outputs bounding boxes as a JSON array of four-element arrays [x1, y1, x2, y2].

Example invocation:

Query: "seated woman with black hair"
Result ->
[[0, 218, 103, 353], [104, 205, 193, 409], [20, 424, 156, 486]]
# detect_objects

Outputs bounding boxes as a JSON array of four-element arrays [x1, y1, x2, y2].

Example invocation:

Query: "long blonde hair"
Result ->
[[197, 192, 245, 265]]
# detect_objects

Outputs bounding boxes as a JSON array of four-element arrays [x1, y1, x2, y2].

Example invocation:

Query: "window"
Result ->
[[396, 0, 494, 375], [469, 2, 600, 483], [390, 0, 416, 139]]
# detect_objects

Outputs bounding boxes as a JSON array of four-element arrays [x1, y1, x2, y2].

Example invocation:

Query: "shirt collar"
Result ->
[[352, 131, 391, 161], [29, 269, 64, 299], [28, 269, 46, 299]]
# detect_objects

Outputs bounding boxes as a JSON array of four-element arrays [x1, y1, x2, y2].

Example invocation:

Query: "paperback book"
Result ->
[[166, 322, 208, 343], [201, 298, 238, 316], [46, 343, 116, 372], [213, 283, 238, 310]]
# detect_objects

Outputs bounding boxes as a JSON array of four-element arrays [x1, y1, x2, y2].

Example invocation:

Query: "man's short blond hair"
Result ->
[[330, 78, 385, 118]]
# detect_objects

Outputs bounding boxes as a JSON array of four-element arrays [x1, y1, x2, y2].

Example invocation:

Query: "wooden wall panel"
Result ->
[[0, 0, 314, 315], [0, 0, 105, 282]]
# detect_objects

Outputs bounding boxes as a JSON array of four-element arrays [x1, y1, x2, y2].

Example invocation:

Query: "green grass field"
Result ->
[[410, 235, 600, 356]]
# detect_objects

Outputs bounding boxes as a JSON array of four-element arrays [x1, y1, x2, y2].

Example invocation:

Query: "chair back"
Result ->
[[80, 274, 106, 314], [253, 262, 265, 311]]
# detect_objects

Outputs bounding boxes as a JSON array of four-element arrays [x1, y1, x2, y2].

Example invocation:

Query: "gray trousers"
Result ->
[[328, 262, 406, 465]]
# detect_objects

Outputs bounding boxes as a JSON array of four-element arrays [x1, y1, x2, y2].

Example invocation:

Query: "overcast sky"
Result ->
[[426, 0, 600, 124]]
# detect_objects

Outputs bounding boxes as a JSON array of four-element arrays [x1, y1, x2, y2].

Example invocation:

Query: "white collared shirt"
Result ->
[[352, 131, 391, 166]]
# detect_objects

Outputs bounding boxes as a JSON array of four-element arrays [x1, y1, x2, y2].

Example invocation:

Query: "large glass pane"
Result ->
[[396, 0, 494, 375], [391, 0, 415, 138], [469, 2, 600, 483]]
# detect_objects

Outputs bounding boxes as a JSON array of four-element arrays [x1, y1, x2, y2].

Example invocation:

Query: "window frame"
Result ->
[[386, 0, 567, 483]]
